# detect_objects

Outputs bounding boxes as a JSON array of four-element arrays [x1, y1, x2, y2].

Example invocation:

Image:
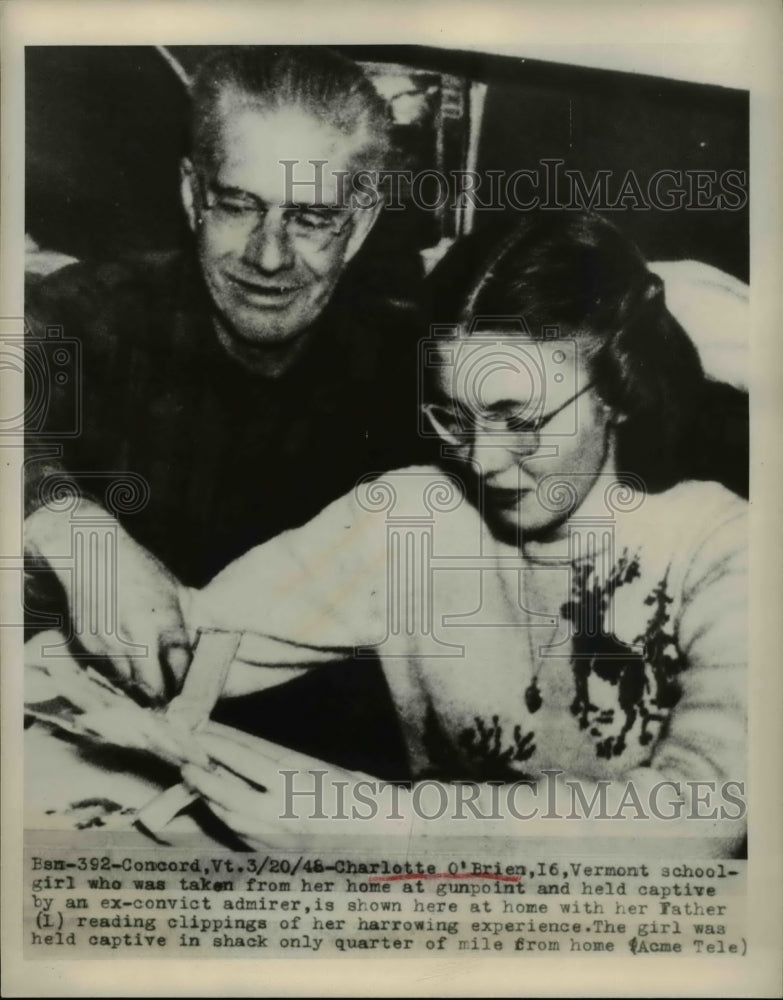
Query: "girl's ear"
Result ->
[[594, 392, 628, 427]]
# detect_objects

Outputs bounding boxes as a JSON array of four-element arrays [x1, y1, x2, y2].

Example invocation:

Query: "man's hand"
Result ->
[[24, 500, 190, 701]]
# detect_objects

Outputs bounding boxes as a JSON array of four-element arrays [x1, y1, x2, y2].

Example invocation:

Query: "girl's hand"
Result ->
[[181, 730, 412, 850]]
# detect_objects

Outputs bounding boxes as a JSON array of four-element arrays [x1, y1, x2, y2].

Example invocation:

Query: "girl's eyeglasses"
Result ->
[[422, 381, 596, 456]]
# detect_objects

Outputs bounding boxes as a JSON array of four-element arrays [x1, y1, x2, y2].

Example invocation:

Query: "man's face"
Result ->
[[181, 99, 379, 351], [430, 337, 614, 540]]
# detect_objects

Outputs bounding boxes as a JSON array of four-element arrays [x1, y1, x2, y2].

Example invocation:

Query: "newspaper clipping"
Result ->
[[2, 1, 782, 996]]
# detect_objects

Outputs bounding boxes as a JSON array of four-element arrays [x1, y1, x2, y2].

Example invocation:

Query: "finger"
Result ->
[[199, 799, 282, 848], [116, 621, 168, 702], [79, 611, 162, 699], [164, 717, 214, 770], [64, 628, 160, 706], [117, 585, 186, 699], [205, 721, 295, 757], [196, 731, 289, 788], [201, 725, 358, 784], [82, 644, 139, 696], [182, 764, 267, 813], [163, 642, 191, 693], [159, 618, 192, 694], [129, 657, 167, 705], [182, 766, 288, 844]]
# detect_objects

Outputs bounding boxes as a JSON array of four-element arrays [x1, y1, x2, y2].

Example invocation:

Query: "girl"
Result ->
[[179, 212, 747, 854]]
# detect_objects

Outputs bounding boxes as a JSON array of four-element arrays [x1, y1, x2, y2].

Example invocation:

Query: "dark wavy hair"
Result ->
[[190, 46, 393, 174], [427, 211, 706, 492]]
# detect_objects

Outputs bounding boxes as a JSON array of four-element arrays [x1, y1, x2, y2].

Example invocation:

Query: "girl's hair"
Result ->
[[190, 46, 393, 174], [429, 211, 705, 492]]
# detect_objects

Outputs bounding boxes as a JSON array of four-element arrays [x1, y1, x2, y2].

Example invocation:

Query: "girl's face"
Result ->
[[429, 336, 615, 540]]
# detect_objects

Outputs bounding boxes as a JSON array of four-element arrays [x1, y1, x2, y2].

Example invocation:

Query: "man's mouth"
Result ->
[[227, 274, 303, 306]]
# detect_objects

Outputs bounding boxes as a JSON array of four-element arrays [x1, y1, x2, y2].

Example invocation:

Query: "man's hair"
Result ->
[[189, 46, 393, 173], [428, 211, 706, 491]]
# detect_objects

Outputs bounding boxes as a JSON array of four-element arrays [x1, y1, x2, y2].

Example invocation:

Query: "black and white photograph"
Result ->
[[2, 1, 781, 996]]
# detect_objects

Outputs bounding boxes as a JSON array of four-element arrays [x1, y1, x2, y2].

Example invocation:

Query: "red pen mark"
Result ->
[[369, 872, 521, 883]]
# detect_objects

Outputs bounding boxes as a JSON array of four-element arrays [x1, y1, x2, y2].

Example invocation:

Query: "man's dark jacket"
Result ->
[[26, 250, 432, 777]]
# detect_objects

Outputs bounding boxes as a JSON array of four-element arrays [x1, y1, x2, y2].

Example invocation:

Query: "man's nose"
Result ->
[[243, 213, 294, 272]]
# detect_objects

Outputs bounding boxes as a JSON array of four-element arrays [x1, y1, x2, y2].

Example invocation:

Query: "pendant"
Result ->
[[525, 678, 542, 714]]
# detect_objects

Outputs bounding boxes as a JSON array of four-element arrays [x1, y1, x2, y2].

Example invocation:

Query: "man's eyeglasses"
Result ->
[[196, 175, 354, 250], [422, 381, 596, 456]]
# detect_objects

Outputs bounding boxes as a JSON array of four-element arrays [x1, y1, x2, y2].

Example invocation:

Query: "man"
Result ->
[[24, 47, 428, 772]]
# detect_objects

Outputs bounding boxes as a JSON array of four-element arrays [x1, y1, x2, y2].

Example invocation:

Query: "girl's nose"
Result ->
[[470, 429, 520, 477]]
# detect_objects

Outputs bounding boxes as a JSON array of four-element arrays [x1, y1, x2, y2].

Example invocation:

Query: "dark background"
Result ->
[[26, 45, 749, 282]]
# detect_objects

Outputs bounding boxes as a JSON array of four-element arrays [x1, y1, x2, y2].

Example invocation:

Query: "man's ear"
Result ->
[[180, 158, 199, 233], [342, 195, 384, 264]]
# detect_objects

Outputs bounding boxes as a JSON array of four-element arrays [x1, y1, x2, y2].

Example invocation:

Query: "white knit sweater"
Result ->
[[186, 466, 746, 806]]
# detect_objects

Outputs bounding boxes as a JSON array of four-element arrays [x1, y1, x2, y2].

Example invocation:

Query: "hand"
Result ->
[[181, 729, 413, 850], [24, 501, 190, 701]]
